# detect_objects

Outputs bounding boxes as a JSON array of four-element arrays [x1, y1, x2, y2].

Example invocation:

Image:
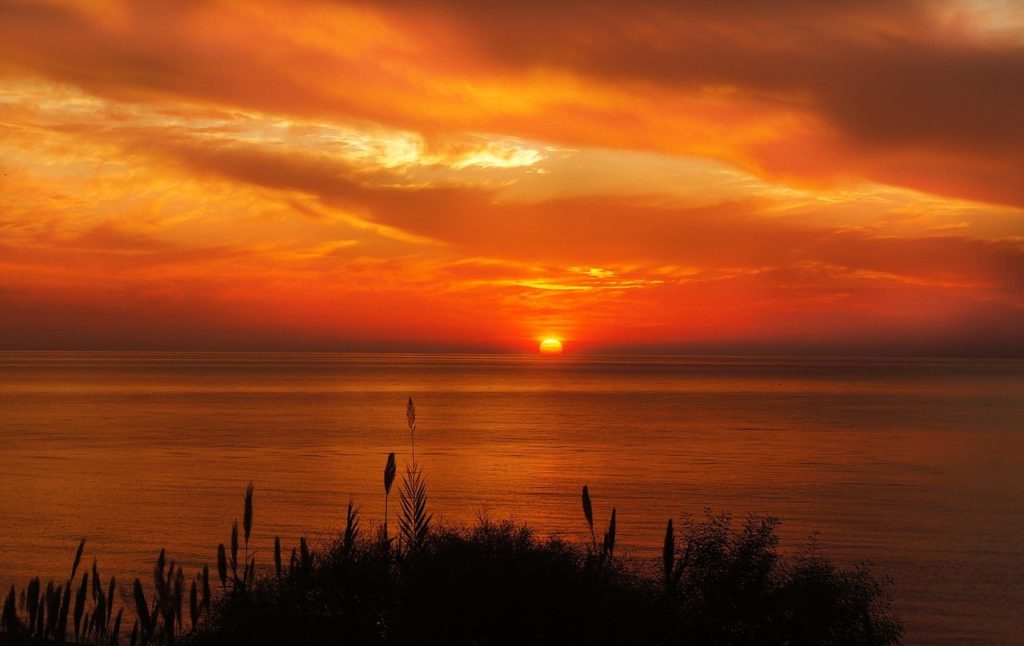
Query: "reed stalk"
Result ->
[[274, 537, 282, 579], [384, 452, 396, 544], [407, 397, 416, 464], [243, 482, 254, 584]]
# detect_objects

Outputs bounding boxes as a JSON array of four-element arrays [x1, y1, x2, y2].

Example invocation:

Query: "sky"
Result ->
[[1, 0, 1022, 354]]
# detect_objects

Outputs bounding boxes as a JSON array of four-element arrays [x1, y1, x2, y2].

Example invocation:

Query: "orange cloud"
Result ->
[[2, 1, 1021, 205], [1, 0, 1022, 353]]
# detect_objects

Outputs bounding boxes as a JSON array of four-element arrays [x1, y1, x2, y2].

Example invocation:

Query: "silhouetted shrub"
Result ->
[[660, 512, 902, 645], [0, 399, 902, 645], [181, 513, 900, 646]]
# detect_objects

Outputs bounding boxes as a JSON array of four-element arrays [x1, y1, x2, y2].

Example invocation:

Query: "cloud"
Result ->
[[1, 0, 1022, 206], [121, 130, 1023, 296], [2, 1, 1023, 352]]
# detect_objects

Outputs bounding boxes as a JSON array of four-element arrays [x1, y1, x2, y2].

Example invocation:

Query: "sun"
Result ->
[[539, 338, 563, 355]]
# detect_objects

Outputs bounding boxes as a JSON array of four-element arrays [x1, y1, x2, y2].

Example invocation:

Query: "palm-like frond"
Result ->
[[398, 464, 432, 552]]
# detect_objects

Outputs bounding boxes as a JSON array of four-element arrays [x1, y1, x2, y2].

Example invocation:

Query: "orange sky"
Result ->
[[1, 0, 1022, 354]]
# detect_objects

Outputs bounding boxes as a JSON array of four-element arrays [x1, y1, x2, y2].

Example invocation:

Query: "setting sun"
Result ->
[[539, 338, 564, 355]]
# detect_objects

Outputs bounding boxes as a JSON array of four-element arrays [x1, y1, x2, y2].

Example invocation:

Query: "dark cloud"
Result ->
[[1, 0, 1022, 205]]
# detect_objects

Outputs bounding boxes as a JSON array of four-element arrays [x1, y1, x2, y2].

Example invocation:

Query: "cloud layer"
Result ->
[[1, 0, 1022, 353]]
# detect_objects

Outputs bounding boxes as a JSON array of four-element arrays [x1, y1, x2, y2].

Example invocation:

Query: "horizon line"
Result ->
[[2, 348, 1022, 361]]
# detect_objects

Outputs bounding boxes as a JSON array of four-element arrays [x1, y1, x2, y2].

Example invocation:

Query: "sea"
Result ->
[[0, 352, 1021, 644]]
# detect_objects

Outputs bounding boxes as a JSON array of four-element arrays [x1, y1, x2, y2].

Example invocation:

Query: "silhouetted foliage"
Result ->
[[181, 513, 900, 646], [0, 401, 902, 645], [0, 501, 901, 646], [657, 512, 902, 645]]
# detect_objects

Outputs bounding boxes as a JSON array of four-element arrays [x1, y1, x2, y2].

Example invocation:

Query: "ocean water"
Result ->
[[0, 352, 1022, 644]]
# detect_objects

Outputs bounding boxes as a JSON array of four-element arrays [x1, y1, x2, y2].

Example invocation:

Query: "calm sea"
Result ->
[[1, 352, 1022, 644]]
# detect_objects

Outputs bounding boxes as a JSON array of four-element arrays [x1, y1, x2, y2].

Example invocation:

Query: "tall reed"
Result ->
[[243, 481, 254, 583], [580, 485, 618, 574], [661, 518, 690, 594], [274, 537, 282, 579], [398, 397, 431, 553], [407, 397, 417, 464]]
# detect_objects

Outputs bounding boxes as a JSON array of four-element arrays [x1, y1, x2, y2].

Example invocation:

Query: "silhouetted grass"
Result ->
[[0, 399, 902, 645], [179, 510, 900, 646], [0, 496, 902, 646]]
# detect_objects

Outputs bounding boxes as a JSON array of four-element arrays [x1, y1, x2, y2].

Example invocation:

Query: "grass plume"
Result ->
[[243, 483, 254, 547], [582, 485, 596, 553]]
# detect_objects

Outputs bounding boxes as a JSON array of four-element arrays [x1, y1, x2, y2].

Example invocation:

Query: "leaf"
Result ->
[[189, 579, 198, 628], [2, 586, 17, 635], [46, 581, 61, 639], [26, 578, 39, 630], [132, 579, 150, 640], [70, 539, 86, 582], [74, 572, 88, 640], [106, 576, 116, 630], [58, 580, 72, 641], [110, 609, 123, 646], [398, 464, 432, 552]]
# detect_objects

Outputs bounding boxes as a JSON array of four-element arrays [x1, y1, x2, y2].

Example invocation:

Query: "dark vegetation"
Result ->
[[2, 399, 902, 645]]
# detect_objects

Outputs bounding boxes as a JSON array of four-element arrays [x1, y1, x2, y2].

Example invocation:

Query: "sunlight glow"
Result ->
[[539, 338, 564, 355]]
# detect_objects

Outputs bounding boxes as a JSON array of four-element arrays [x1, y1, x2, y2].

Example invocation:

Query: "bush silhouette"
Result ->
[[1, 401, 902, 645], [182, 511, 900, 646]]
